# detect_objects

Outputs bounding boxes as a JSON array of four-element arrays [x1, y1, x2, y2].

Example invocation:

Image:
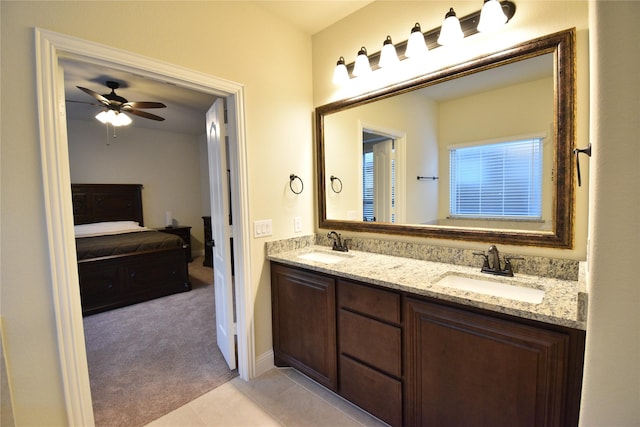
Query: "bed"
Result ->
[[72, 183, 191, 316]]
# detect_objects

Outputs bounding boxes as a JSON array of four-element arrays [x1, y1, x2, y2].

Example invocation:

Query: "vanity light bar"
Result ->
[[334, 0, 516, 82]]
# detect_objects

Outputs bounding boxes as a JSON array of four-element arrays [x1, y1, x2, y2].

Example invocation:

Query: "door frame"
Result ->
[[359, 122, 406, 224], [35, 28, 255, 426]]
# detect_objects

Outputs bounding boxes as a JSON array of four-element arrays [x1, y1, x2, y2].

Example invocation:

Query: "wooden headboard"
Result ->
[[71, 184, 144, 226]]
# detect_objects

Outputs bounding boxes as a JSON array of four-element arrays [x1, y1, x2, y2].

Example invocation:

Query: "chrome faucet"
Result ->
[[327, 231, 349, 252], [474, 245, 523, 277]]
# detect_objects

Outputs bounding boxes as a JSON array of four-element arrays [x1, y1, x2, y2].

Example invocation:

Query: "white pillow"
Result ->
[[74, 221, 148, 237]]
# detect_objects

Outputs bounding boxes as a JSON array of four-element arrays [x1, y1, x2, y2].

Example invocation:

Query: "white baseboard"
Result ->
[[254, 349, 274, 378]]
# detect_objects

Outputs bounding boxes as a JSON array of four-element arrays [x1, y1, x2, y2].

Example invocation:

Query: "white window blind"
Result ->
[[449, 138, 543, 219], [363, 151, 374, 221]]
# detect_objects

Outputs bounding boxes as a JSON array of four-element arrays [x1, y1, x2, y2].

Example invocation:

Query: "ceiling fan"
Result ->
[[71, 80, 166, 124]]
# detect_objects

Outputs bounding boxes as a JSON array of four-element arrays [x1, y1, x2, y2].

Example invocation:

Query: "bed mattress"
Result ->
[[76, 230, 184, 260]]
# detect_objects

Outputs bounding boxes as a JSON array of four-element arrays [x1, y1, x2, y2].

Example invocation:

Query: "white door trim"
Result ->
[[34, 28, 254, 426], [359, 122, 407, 223]]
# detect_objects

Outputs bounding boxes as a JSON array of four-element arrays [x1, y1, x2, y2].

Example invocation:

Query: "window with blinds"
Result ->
[[363, 151, 374, 221], [449, 138, 543, 219]]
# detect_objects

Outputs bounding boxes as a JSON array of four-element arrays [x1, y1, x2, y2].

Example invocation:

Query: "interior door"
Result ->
[[373, 138, 394, 222], [206, 98, 236, 369]]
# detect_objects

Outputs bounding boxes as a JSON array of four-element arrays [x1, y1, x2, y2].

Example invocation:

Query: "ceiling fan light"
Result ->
[[112, 111, 132, 127], [95, 109, 131, 126], [378, 36, 400, 68], [353, 46, 372, 77], [478, 0, 508, 33], [405, 23, 429, 59], [437, 8, 464, 46], [95, 109, 114, 124]]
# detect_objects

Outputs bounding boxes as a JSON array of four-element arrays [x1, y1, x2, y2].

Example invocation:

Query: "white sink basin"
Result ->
[[436, 274, 545, 304], [298, 250, 352, 264]]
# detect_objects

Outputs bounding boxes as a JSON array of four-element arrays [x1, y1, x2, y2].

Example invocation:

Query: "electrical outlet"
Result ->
[[294, 216, 302, 233], [254, 219, 273, 237]]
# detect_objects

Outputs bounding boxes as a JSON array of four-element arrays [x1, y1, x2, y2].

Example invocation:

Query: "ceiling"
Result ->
[[63, 58, 218, 135], [254, 1, 373, 35], [63, 1, 372, 135]]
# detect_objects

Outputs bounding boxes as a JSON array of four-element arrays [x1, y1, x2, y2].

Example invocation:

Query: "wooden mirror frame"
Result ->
[[316, 29, 575, 248]]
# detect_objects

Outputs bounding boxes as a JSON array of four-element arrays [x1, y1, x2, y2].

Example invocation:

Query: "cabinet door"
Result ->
[[404, 297, 570, 427], [271, 263, 337, 390]]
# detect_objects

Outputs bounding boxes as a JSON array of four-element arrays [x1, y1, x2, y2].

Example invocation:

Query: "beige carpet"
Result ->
[[83, 256, 238, 427]]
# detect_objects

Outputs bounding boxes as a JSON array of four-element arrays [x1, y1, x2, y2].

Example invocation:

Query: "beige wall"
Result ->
[[580, 2, 640, 425], [1, 1, 314, 424], [67, 119, 208, 253]]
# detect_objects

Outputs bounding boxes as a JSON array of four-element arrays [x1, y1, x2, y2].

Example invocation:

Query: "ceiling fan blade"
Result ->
[[123, 101, 166, 109], [66, 100, 102, 107], [127, 109, 165, 121], [76, 86, 110, 106]]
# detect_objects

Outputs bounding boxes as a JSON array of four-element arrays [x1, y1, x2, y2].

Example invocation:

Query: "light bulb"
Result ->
[[478, 0, 508, 33], [405, 23, 429, 59], [332, 56, 349, 85], [378, 36, 399, 68], [437, 8, 464, 46], [95, 109, 117, 124], [95, 109, 131, 126], [353, 47, 372, 77], [112, 112, 132, 127]]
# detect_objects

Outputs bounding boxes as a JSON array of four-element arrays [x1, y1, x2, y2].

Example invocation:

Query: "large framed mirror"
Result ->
[[316, 29, 575, 248]]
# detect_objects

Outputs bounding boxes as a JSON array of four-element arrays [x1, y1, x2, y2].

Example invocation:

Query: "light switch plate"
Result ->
[[254, 219, 273, 237]]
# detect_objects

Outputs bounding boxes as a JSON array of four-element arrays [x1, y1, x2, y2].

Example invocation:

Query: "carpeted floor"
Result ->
[[83, 256, 238, 427]]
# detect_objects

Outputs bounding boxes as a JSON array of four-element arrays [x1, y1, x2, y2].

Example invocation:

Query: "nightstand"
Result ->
[[156, 226, 192, 262], [202, 216, 213, 267]]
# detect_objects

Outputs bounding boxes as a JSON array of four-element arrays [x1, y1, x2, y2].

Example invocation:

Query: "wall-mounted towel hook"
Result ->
[[573, 143, 592, 187], [417, 176, 439, 181], [330, 175, 343, 193], [289, 174, 304, 194]]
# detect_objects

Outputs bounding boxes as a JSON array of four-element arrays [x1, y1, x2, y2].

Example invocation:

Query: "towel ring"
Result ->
[[330, 175, 343, 193], [289, 174, 304, 194]]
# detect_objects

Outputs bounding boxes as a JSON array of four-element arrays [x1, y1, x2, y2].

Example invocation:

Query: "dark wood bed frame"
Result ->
[[72, 183, 191, 316]]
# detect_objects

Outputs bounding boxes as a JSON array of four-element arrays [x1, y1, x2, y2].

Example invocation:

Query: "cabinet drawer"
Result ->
[[339, 309, 401, 377], [340, 355, 402, 427], [338, 280, 400, 324]]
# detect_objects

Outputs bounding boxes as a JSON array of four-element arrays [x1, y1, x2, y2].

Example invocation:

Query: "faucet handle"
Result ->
[[343, 238, 352, 252], [473, 252, 490, 269], [503, 256, 524, 275]]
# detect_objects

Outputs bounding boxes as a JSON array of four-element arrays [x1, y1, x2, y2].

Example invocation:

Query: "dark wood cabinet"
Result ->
[[271, 263, 337, 390], [156, 226, 192, 262], [270, 262, 585, 427], [338, 280, 403, 426], [404, 297, 584, 427]]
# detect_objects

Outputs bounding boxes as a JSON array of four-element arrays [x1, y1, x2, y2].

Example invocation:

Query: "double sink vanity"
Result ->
[[268, 237, 586, 426], [268, 27, 586, 427]]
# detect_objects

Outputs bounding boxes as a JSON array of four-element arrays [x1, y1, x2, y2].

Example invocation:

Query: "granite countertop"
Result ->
[[268, 245, 587, 330]]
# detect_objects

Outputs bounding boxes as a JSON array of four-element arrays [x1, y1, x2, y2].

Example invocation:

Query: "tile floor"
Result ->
[[145, 367, 388, 427]]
